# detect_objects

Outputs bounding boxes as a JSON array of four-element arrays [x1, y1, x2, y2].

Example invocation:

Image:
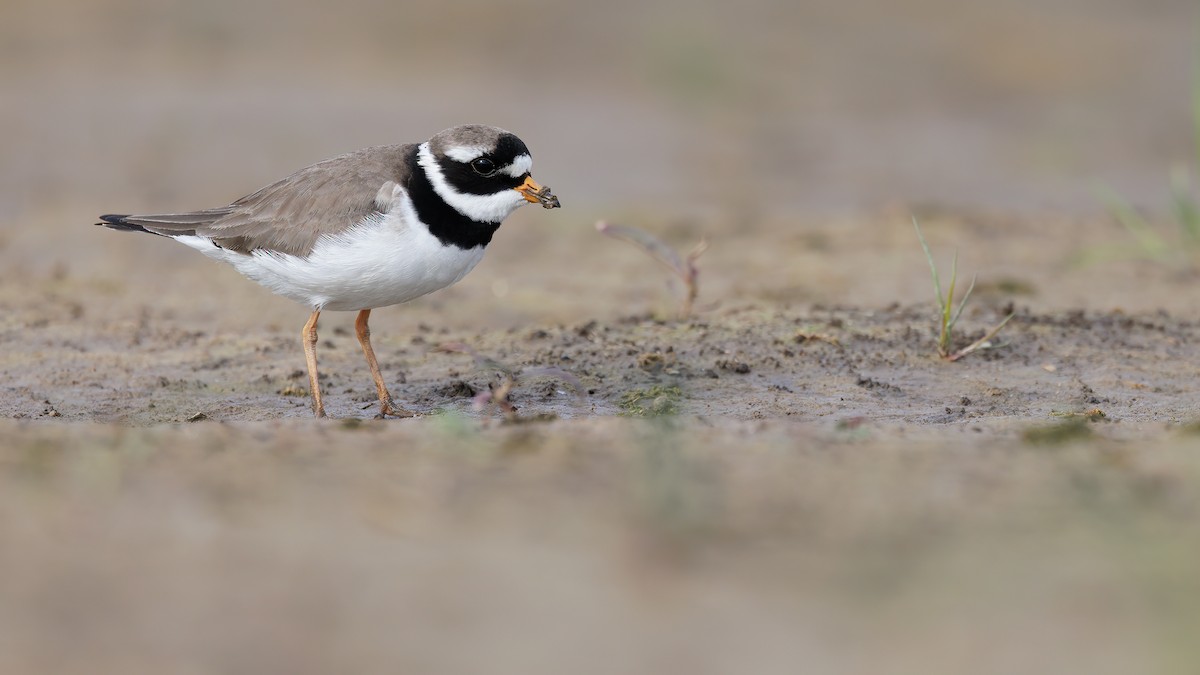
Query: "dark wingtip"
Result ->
[[96, 214, 149, 233]]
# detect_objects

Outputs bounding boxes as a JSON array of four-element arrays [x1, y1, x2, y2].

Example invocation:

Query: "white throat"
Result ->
[[417, 143, 527, 223]]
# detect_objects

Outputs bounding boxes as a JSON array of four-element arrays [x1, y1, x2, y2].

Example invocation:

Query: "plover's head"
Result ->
[[418, 124, 560, 224]]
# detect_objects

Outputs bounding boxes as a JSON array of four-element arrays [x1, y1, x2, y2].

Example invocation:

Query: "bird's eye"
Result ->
[[470, 158, 496, 175]]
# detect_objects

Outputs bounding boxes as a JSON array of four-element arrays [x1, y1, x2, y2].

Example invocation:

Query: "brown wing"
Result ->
[[112, 144, 414, 256]]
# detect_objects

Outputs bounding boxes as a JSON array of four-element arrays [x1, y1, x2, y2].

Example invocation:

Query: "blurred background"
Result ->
[[2, 0, 1196, 322], [4, 3, 1200, 674], [1, 0, 1196, 225]]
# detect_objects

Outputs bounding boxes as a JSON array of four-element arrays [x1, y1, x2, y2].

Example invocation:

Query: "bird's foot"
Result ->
[[377, 395, 416, 419]]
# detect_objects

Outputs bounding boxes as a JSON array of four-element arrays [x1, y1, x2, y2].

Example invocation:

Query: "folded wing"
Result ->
[[98, 144, 414, 257]]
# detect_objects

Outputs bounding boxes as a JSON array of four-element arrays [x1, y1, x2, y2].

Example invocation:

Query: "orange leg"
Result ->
[[355, 309, 414, 418], [302, 309, 326, 418]]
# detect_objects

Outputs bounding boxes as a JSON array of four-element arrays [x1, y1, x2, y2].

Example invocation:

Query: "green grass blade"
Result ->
[[1171, 165, 1200, 242], [913, 217, 946, 311], [948, 273, 978, 330], [941, 252, 958, 352], [1192, 28, 1200, 170], [1094, 184, 1168, 257], [945, 251, 958, 315]]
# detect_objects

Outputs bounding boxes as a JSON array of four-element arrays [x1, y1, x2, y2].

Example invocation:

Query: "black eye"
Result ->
[[470, 158, 496, 175]]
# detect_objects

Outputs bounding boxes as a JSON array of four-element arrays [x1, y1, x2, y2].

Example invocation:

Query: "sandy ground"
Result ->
[[5, 0, 1200, 672], [5, 209, 1200, 425], [6, 206, 1200, 674]]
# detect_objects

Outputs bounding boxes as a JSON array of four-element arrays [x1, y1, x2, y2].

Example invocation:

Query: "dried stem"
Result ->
[[946, 312, 1015, 362], [597, 220, 706, 318]]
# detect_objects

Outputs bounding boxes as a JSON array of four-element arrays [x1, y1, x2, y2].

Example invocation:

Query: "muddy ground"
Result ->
[[6, 0, 1200, 672], [3, 209, 1199, 427], [5, 209, 1200, 674]]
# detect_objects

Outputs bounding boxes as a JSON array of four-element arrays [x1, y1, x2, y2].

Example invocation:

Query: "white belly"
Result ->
[[175, 207, 487, 311]]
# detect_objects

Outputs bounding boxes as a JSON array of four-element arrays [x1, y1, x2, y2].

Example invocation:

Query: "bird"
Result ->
[[98, 124, 560, 419]]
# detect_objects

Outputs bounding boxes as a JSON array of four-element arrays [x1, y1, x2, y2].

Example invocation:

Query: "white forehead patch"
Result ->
[[502, 154, 533, 178], [444, 145, 489, 162]]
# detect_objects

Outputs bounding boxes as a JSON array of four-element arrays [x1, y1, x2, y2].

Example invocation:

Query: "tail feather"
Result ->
[[97, 213, 184, 237], [96, 214, 152, 234], [96, 210, 227, 236]]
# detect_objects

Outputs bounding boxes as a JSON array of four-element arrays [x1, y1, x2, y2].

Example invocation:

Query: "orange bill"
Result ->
[[514, 175, 561, 209]]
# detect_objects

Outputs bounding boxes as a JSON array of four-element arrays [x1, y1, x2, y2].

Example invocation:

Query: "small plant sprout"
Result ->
[[595, 221, 708, 318], [1087, 37, 1200, 268], [1093, 185, 1172, 260], [913, 217, 1014, 362], [434, 342, 585, 421]]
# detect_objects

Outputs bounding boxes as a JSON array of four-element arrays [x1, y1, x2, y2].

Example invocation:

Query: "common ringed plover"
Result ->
[[98, 124, 560, 418]]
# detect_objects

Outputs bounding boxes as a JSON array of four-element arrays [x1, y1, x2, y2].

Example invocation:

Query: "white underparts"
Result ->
[[174, 186, 487, 311]]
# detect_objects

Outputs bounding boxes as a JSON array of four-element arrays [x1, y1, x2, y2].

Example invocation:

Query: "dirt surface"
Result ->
[[4, 286, 1200, 431], [5, 209, 1200, 674], [5, 0, 1200, 672], [5, 209, 1200, 429]]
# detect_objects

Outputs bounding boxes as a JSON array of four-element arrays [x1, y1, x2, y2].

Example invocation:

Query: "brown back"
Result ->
[[116, 144, 414, 257]]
